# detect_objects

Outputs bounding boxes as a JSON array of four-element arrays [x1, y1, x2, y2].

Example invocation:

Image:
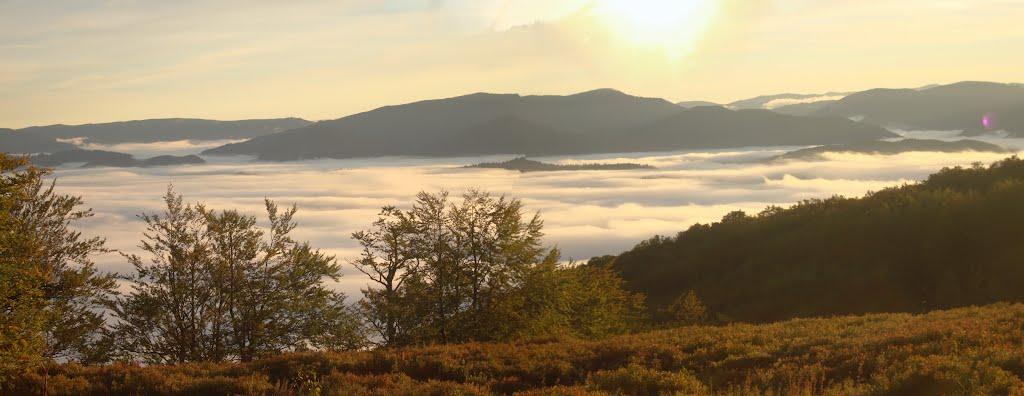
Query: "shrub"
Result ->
[[586, 364, 708, 395]]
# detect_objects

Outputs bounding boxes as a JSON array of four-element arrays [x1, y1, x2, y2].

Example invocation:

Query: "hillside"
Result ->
[[15, 118, 312, 145], [621, 106, 893, 151], [813, 81, 1024, 135], [31, 149, 205, 168], [604, 156, 1024, 322], [770, 100, 841, 116], [30, 149, 133, 167], [9, 303, 1024, 395], [770, 138, 1009, 161], [203, 90, 895, 161], [0, 129, 76, 154], [468, 157, 653, 172]]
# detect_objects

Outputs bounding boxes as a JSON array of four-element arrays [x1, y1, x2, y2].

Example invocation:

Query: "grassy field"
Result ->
[[8, 303, 1024, 395]]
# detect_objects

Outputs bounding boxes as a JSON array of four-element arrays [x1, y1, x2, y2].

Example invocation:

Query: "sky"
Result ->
[[1, 0, 1021, 128]]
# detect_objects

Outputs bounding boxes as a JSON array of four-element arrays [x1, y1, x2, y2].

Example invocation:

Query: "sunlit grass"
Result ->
[[11, 303, 1024, 395]]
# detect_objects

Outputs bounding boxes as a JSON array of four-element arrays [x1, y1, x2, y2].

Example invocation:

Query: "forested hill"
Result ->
[[770, 138, 1009, 161], [467, 157, 653, 172], [16, 117, 312, 145], [602, 156, 1024, 323], [203, 89, 895, 161], [812, 81, 1024, 135], [0, 129, 76, 154]]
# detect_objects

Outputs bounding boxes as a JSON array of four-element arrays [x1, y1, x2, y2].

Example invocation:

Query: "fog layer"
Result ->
[[50, 134, 1021, 296]]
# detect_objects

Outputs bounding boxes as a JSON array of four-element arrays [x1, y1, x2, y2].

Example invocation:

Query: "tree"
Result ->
[[205, 200, 364, 360], [513, 258, 647, 340], [0, 154, 115, 380], [112, 188, 362, 364], [351, 206, 417, 346], [0, 155, 46, 379], [609, 156, 1024, 324], [442, 190, 547, 342], [111, 189, 217, 363], [663, 290, 708, 326], [353, 190, 645, 346]]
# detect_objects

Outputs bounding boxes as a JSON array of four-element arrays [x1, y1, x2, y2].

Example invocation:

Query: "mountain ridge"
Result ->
[[770, 138, 1010, 161], [204, 89, 895, 161], [14, 117, 313, 145]]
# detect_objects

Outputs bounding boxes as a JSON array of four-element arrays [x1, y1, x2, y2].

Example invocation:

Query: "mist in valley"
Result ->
[[46, 129, 1022, 297]]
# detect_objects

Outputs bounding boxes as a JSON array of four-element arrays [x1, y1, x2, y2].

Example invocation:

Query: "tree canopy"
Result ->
[[353, 190, 645, 347], [0, 154, 116, 380], [110, 189, 363, 364], [607, 156, 1024, 323]]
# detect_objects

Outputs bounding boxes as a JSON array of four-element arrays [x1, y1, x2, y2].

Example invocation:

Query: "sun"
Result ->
[[592, 0, 719, 58]]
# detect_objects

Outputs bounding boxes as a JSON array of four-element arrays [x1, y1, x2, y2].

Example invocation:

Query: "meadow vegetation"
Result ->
[[7, 303, 1024, 395]]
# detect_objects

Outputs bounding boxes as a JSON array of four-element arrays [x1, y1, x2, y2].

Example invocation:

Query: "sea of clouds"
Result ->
[[57, 138, 248, 158], [48, 131, 1024, 297]]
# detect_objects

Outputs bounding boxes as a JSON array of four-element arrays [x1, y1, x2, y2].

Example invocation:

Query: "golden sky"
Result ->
[[0, 0, 1021, 128]]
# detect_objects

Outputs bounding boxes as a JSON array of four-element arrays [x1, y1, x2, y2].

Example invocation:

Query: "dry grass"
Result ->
[[9, 303, 1024, 395]]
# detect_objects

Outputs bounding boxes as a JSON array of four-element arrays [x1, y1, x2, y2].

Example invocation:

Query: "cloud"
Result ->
[[61, 139, 247, 157], [5, 0, 1022, 128], [763, 94, 846, 109], [47, 141, 1023, 298]]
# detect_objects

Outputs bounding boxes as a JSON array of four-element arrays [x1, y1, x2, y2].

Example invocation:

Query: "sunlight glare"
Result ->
[[593, 0, 719, 59]]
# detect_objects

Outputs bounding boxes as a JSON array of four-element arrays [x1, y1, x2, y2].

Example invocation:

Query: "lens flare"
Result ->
[[983, 112, 995, 130]]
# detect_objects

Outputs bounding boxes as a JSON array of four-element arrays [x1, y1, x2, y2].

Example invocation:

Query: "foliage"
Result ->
[[9, 303, 1024, 395], [353, 190, 645, 347], [663, 290, 708, 326], [0, 154, 115, 382], [110, 188, 362, 364], [585, 364, 707, 395], [607, 156, 1024, 323]]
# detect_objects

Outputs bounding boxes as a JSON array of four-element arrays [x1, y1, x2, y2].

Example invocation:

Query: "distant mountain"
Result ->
[[467, 157, 654, 172], [15, 118, 312, 145], [771, 139, 1009, 161], [135, 155, 205, 167], [770, 100, 841, 116], [31, 149, 205, 168], [31, 149, 134, 166], [0, 129, 76, 154], [676, 101, 720, 109], [205, 90, 896, 161], [813, 82, 1024, 135], [616, 106, 895, 151]]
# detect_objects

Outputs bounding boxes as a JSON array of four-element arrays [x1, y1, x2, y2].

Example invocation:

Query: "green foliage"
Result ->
[[0, 155, 46, 380], [353, 190, 645, 347], [608, 156, 1024, 323], [10, 303, 1024, 395], [110, 188, 363, 364], [0, 153, 115, 382], [663, 290, 708, 326]]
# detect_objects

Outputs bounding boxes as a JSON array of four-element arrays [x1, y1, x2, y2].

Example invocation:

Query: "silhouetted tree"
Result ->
[[351, 206, 417, 346]]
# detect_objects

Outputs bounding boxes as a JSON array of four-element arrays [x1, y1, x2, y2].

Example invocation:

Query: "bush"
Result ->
[[586, 364, 707, 395]]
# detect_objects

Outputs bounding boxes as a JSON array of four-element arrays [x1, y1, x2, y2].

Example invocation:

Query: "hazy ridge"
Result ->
[[203, 89, 894, 161]]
